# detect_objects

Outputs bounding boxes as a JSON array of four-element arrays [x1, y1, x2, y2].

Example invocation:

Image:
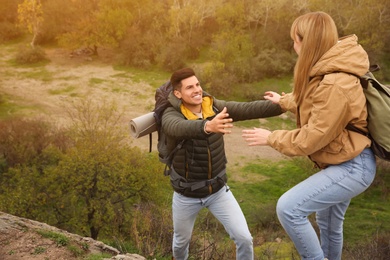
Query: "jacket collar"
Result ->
[[180, 96, 215, 120]]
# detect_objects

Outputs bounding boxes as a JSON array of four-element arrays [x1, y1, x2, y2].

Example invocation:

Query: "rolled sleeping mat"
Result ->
[[129, 112, 157, 138]]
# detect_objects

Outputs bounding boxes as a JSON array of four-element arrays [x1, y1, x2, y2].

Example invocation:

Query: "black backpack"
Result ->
[[152, 81, 185, 175], [347, 65, 390, 161]]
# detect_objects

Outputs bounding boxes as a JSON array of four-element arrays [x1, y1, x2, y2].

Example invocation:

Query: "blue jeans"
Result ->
[[172, 186, 253, 260], [276, 148, 376, 260]]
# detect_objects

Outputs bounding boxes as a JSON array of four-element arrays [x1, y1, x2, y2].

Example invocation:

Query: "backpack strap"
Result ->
[[169, 168, 227, 191], [149, 133, 152, 153], [346, 123, 369, 137], [163, 139, 186, 176]]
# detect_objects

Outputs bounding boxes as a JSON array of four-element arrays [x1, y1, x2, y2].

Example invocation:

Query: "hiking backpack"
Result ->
[[347, 65, 390, 161], [152, 81, 185, 175]]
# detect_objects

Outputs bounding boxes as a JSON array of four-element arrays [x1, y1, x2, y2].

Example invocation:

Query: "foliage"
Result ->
[[0, 21, 22, 42], [0, 94, 29, 120], [0, 101, 166, 242], [155, 38, 189, 71], [194, 61, 235, 98], [117, 27, 155, 68], [17, 0, 43, 47], [343, 231, 390, 260], [36, 0, 78, 44], [57, 0, 133, 55], [0, 105, 389, 259], [0, 0, 22, 22], [0, 117, 68, 169], [14, 44, 47, 64], [37, 230, 70, 247], [2, 0, 390, 78], [36, 229, 91, 257], [0, 0, 23, 42]]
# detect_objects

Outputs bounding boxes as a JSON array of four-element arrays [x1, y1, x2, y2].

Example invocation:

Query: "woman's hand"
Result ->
[[242, 128, 271, 146], [264, 91, 283, 104]]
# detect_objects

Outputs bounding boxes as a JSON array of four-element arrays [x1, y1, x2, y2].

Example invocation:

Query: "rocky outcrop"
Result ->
[[0, 211, 146, 260]]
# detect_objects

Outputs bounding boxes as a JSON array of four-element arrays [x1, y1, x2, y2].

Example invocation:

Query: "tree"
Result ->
[[58, 0, 133, 55], [17, 0, 43, 48], [246, 0, 288, 33], [168, 0, 223, 41]]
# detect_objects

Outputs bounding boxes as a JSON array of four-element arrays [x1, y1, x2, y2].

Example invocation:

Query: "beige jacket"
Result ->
[[268, 35, 371, 168]]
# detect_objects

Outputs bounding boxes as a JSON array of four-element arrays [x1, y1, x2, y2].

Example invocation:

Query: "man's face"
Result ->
[[174, 75, 203, 112]]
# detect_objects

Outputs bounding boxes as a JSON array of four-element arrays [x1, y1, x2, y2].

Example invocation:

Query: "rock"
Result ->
[[0, 211, 145, 260]]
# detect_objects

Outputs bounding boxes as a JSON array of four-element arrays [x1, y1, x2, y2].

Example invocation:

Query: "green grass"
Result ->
[[48, 85, 76, 95], [84, 253, 115, 260], [0, 98, 19, 118], [7, 56, 50, 68], [235, 113, 296, 130], [16, 68, 54, 82], [33, 246, 46, 255], [113, 65, 170, 88], [229, 158, 314, 226], [110, 72, 132, 79], [36, 229, 91, 257], [89, 77, 107, 85], [0, 94, 36, 118], [228, 158, 390, 249], [343, 166, 390, 243], [251, 76, 293, 95], [230, 76, 293, 102], [37, 230, 69, 246], [255, 241, 299, 259]]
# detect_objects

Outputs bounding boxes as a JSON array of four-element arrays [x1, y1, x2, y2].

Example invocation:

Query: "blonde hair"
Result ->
[[290, 12, 339, 105]]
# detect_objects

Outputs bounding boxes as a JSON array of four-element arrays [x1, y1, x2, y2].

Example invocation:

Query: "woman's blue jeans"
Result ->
[[276, 148, 376, 260], [172, 186, 254, 260]]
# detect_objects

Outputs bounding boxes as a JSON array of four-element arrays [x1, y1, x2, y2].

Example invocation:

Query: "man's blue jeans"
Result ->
[[276, 148, 376, 260], [172, 186, 253, 260]]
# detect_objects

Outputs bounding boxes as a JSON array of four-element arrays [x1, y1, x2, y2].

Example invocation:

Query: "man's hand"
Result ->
[[205, 107, 233, 134]]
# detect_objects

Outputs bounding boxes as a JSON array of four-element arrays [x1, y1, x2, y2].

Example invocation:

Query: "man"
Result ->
[[162, 68, 282, 260]]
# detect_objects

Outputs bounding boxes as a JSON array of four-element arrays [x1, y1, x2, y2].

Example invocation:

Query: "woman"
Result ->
[[242, 12, 376, 260]]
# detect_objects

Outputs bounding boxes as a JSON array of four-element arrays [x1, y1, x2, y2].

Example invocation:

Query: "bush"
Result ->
[[344, 232, 390, 260], [14, 45, 48, 64], [156, 39, 188, 71], [117, 28, 155, 69], [0, 117, 68, 168], [0, 21, 22, 42], [196, 61, 236, 98], [250, 48, 296, 80]]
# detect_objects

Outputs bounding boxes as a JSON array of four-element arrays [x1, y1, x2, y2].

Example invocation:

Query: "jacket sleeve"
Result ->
[[268, 81, 350, 156], [213, 99, 283, 121], [279, 93, 297, 114], [162, 107, 208, 139]]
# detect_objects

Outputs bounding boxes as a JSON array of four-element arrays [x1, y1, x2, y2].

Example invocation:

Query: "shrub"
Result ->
[[0, 117, 65, 168], [156, 39, 188, 71], [344, 232, 390, 259], [117, 28, 155, 69], [196, 61, 236, 98], [14, 45, 48, 64], [250, 48, 295, 80], [0, 21, 22, 42]]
